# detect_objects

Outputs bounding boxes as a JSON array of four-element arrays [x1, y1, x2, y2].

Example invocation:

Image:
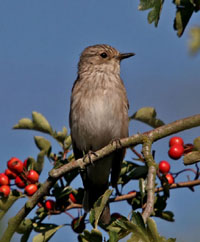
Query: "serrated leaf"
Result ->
[[130, 107, 164, 128], [189, 27, 200, 55], [34, 136, 51, 152], [146, 217, 175, 241], [33, 224, 64, 242], [193, 137, 200, 151], [183, 151, 200, 165], [13, 118, 34, 129], [138, 0, 164, 27], [117, 220, 149, 242], [173, 0, 194, 37], [89, 189, 112, 228], [32, 112, 53, 134]]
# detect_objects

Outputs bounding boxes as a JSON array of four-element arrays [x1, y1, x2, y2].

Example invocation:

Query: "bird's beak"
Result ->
[[118, 52, 135, 61]]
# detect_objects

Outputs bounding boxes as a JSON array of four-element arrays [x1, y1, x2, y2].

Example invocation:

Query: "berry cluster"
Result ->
[[159, 136, 185, 184], [0, 157, 39, 197]]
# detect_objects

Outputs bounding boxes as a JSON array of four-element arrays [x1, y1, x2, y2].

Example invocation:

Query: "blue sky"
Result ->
[[0, 1, 200, 241]]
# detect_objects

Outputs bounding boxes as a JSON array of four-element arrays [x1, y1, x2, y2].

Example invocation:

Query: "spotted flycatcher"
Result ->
[[69, 44, 134, 224]]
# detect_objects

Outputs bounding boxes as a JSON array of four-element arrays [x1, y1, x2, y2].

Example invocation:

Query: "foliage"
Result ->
[[1, 110, 200, 242], [138, 0, 200, 54]]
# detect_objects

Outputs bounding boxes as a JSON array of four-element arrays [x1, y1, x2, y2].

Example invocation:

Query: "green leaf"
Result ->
[[131, 212, 145, 230], [89, 189, 113, 228], [128, 166, 148, 180], [155, 211, 175, 222], [119, 161, 148, 186], [34, 150, 46, 174], [25, 157, 36, 170], [130, 107, 164, 128], [33, 224, 64, 242], [16, 219, 32, 234], [78, 229, 103, 242], [139, 178, 146, 202], [193, 136, 200, 151], [55, 127, 68, 143], [13, 111, 53, 135], [63, 167, 79, 185], [173, 0, 194, 37], [108, 230, 119, 242], [119, 220, 149, 242], [32, 111, 53, 134], [21, 228, 32, 242], [146, 217, 161, 242], [146, 217, 175, 242], [0, 190, 23, 219], [138, 0, 164, 27], [64, 135, 72, 150], [189, 27, 200, 55], [34, 136, 51, 152], [183, 151, 200, 165], [13, 118, 34, 129]]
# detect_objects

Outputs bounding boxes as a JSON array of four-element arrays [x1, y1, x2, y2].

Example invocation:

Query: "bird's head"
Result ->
[[78, 44, 135, 75]]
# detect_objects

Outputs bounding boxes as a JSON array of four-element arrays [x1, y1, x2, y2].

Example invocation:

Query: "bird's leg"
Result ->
[[83, 150, 98, 165]]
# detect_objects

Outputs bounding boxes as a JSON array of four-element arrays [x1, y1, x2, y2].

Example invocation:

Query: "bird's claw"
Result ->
[[83, 150, 98, 165], [111, 138, 122, 149]]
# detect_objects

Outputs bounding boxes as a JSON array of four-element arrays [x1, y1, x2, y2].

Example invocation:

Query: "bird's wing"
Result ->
[[111, 148, 126, 187]]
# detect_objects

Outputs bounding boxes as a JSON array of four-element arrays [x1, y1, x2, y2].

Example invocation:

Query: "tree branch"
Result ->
[[1, 113, 200, 241], [141, 137, 156, 223]]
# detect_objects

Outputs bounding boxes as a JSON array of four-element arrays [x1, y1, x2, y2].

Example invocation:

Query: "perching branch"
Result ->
[[1, 113, 200, 241]]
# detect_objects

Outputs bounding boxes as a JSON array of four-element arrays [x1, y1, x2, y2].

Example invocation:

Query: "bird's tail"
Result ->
[[83, 187, 111, 225]]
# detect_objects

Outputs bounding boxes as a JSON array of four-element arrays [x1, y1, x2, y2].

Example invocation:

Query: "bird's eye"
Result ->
[[100, 52, 108, 58]]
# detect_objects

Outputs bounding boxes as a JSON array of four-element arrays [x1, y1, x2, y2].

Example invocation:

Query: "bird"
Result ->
[[69, 44, 134, 224]]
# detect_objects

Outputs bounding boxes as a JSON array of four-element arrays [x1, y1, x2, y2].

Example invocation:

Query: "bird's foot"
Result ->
[[83, 150, 98, 165], [110, 138, 122, 149]]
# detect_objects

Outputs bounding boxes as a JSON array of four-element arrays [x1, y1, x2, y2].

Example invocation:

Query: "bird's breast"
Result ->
[[70, 75, 128, 152]]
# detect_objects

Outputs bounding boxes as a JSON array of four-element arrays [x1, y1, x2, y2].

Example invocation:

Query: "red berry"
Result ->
[[165, 173, 174, 184], [27, 170, 39, 183], [7, 157, 23, 174], [15, 176, 26, 188], [5, 169, 17, 179], [169, 136, 184, 147], [45, 200, 55, 211], [159, 161, 170, 174], [69, 193, 76, 203], [0, 185, 10, 197], [71, 217, 85, 233], [0, 173, 10, 185], [25, 184, 38, 196], [111, 213, 122, 219], [168, 145, 184, 159]]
